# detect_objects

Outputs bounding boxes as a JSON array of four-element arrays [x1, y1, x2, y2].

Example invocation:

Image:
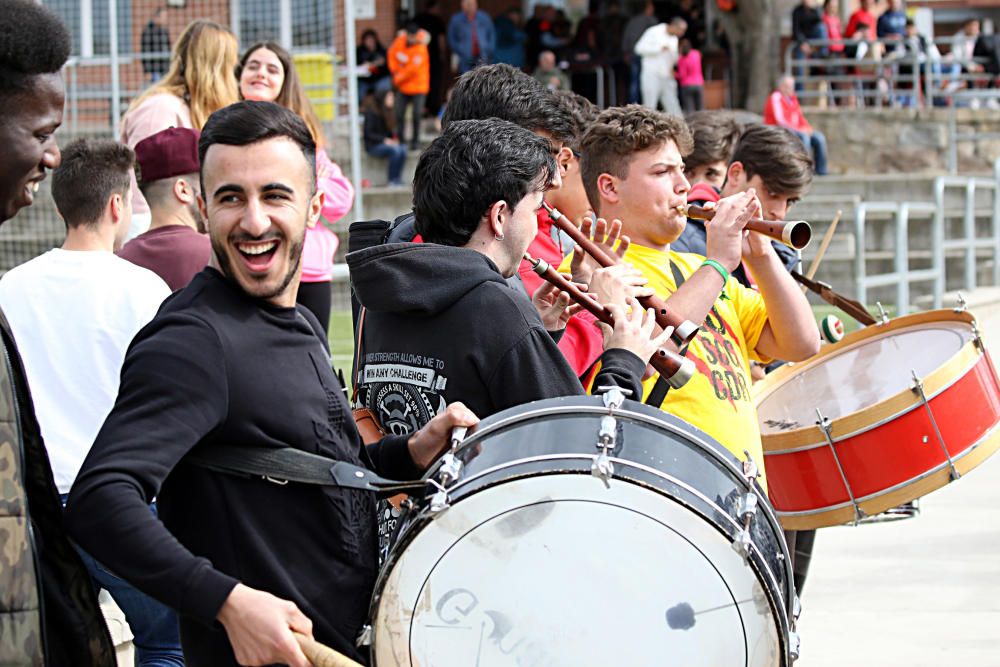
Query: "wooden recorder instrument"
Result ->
[[523, 252, 695, 389], [541, 203, 700, 348], [678, 203, 813, 250]]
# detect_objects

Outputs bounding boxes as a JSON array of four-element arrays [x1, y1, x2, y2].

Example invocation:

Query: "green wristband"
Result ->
[[700, 259, 731, 300]]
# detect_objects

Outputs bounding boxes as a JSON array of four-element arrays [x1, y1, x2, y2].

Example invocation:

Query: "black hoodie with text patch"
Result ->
[[347, 242, 645, 433]]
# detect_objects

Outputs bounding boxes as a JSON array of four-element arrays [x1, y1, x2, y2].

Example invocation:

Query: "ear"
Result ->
[[109, 193, 124, 224], [174, 178, 196, 204], [556, 146, 573, 179], [487, 199, 508, 238], [596, 173, 619, 206], [725, 161, 745, 191], [307, 190, 325, 229]]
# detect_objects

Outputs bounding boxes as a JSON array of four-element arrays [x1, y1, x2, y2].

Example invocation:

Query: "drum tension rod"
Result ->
[[591, 388, 631, 488], [815, 409, 866, 525], [910, 370, 961, 482], [954, 292, 968, 313], [875, 302, 890, 326], [428, 425, 470, 513], [733, 451, 761, 564]]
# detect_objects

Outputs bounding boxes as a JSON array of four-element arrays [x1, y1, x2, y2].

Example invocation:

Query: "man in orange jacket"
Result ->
[[389, 22, 431, 150]]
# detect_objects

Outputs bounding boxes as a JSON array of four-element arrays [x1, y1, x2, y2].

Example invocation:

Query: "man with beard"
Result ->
[[0, 1, 116, 663], [119, 127, 212, 290], [66, 101, 476, 666]]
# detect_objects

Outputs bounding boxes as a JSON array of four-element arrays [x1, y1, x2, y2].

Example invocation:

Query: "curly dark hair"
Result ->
[[730, 124, 813, 196], [0, 0, 71, 102], [684, 110, 743, 173], [414, 118, 557, 247], [580, 104, 693, 214], [53, 139, 134, 228], [442, 64, 576, 148]]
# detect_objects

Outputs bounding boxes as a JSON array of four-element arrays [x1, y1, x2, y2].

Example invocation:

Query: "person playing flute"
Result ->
[[561, 105, 819, 489], [347, 117, 672, 431]]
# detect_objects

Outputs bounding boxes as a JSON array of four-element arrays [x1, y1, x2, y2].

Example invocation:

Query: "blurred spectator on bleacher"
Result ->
[[845, 0, 877, 42], [364, 90, 407, 186], [603, 0, 629, 104], [676, 0, 707, 49], [357, 29, 392, 101], [389, 23, 431, 150], [623, 0, 659, 103], [494, 8, 527, 69], [791, 0, 827, 91], [950, 19, 984, 75], [533, 50, 569, 90], [895, 19, 940, 106], [973, 24, 1000, 79], [877, 0, 907, 43], [764, 73, 828, 175], [122, 20, 238, 242], [635, 17, 687, 115], [140, 7, 170, 83], [677, 39, 705, 112], [524, 4, 549, 71], [822, 0, 845, 57], [448, 0, 495, 73], [414, 0, 448, 116]]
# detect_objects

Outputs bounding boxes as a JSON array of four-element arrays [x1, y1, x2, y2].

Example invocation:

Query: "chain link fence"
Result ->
[[3, 0, 367, 315]]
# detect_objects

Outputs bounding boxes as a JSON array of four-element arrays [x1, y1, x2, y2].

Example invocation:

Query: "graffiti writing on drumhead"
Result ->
[[763, 418, 802, 431], [430, 588, 552, 666]]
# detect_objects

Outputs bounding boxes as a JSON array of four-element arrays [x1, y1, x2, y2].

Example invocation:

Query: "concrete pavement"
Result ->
[[795, 291, 1000, 667]]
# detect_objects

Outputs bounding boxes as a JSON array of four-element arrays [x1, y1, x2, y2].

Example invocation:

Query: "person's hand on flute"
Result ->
[[569, 216, 631, 284]]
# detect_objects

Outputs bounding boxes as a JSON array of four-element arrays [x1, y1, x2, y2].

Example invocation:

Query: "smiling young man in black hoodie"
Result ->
[[348, 118, 669, 433]]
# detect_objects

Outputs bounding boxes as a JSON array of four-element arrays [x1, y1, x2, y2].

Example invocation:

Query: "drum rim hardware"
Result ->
[[732, 451, 762, 563], [591, 387, 630, 487], [910, 369, 961, 482], [816, 408, 866, 525], [428, 425, 469, 513]]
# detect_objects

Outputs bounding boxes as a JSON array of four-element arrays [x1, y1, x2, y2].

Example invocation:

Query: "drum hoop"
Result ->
[[764, 351, 983, 453], [756, 310, 983, 449], [775, 419, 1000, 518]]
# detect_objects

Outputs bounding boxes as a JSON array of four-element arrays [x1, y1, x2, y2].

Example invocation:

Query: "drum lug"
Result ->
[[591, 451, 614, 489], [954, 292, 968, 313], [788, 630, 801, 661], [428, 478, 451, 513], [592, 410, 619, 489], [598, 386, 631, 411], [792, 594, 802, 621], [356, 624, 373, 647], [815, 409, 866, 525], [910, 370, 961, 482], [971, 320, 985, 352], [438, 452, 463, 486], [875, 302, 890, 325], [732, 489, 759, 564], [741, 450, 760, 484]]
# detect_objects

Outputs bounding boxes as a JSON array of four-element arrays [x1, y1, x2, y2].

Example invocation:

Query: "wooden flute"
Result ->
[[524, 252, 695, 388], [678, 203, 813, 250], [541, 203, 700, 348]]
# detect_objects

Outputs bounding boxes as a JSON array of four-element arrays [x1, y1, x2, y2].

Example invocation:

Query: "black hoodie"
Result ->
[[347, 243, 645, 432]]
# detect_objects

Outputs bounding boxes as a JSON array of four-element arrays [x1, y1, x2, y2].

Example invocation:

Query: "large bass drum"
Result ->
[[364, 394, 799, 666]]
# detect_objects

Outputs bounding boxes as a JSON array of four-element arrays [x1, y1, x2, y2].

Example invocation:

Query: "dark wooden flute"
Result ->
[[524, 252, 694, 388], [541, 203, 700, 347], [679, 203, 812, 250]]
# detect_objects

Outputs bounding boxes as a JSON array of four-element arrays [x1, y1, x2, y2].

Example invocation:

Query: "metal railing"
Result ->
[[852, 158, 1000, 314]]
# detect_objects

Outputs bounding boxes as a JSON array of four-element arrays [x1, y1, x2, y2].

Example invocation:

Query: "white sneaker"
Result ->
[[971, 98, 982, 110], [987, 98, 1000, 110]]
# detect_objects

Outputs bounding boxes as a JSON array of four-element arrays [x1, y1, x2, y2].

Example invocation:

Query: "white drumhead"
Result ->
[[758, 320, 971, 434], [373, 474, 782, 667]]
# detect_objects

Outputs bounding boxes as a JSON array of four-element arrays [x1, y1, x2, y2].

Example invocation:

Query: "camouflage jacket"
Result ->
[[0, 308, 115, 665]]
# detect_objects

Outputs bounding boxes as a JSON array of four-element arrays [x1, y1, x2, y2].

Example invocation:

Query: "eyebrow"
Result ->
[[211, 182, 295, 199]]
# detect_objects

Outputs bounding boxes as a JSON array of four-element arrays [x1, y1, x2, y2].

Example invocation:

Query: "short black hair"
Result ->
[[730, 124, 813, 196], [0, 0, 71, 106], [442, 64, 576, 147], [199, 100, 317, 191], [414, 118, 556, 246], [552, 90, 599, 151], [52, 138, 134, 228]]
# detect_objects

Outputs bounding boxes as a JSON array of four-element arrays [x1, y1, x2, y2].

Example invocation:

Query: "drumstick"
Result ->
[[293, 632, 364, 667], [801, 210, 842, 292]]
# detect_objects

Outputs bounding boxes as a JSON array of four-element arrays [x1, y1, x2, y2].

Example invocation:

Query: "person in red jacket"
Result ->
[[763, 74, 828, 174], [388, 22, 431, 150]]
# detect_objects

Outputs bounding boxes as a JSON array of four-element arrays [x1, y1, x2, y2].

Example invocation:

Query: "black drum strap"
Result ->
[[646, 260, 691, 407]]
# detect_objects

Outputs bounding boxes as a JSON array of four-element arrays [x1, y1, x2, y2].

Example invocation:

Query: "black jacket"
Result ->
[[66, 269, 418, 665], [347, 242, 645, 431]]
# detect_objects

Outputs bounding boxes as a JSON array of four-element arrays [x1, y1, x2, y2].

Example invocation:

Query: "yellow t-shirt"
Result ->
[[562, 244, 771, 485]]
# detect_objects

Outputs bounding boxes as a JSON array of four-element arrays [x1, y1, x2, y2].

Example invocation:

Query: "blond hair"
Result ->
[[237, 41, 325, 148], [128, 20, 239, 129]]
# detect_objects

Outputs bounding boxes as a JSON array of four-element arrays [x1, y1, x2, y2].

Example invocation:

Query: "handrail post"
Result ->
[[855, 203, 867, 308]]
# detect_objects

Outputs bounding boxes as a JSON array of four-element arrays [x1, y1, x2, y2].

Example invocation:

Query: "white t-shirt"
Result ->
[[0, 249, 170, 493], [634, 23, 679, 78]]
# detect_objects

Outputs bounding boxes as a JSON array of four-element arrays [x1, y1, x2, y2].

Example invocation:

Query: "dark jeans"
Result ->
[[395, 92, 426, 147], [62, 497, 183, 666], [627, 57, 642, 104], [367, 142, 408, 185], [297, 280, 332, 332], [791, 129, 828, 175], [680, 85, 704, 112]]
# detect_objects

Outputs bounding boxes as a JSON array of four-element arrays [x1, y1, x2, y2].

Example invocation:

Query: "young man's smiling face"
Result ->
[[200, 137, 322, 306]]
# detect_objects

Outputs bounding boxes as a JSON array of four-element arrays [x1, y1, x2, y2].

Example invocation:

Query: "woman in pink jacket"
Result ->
[[238, 41, 355, 330]]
